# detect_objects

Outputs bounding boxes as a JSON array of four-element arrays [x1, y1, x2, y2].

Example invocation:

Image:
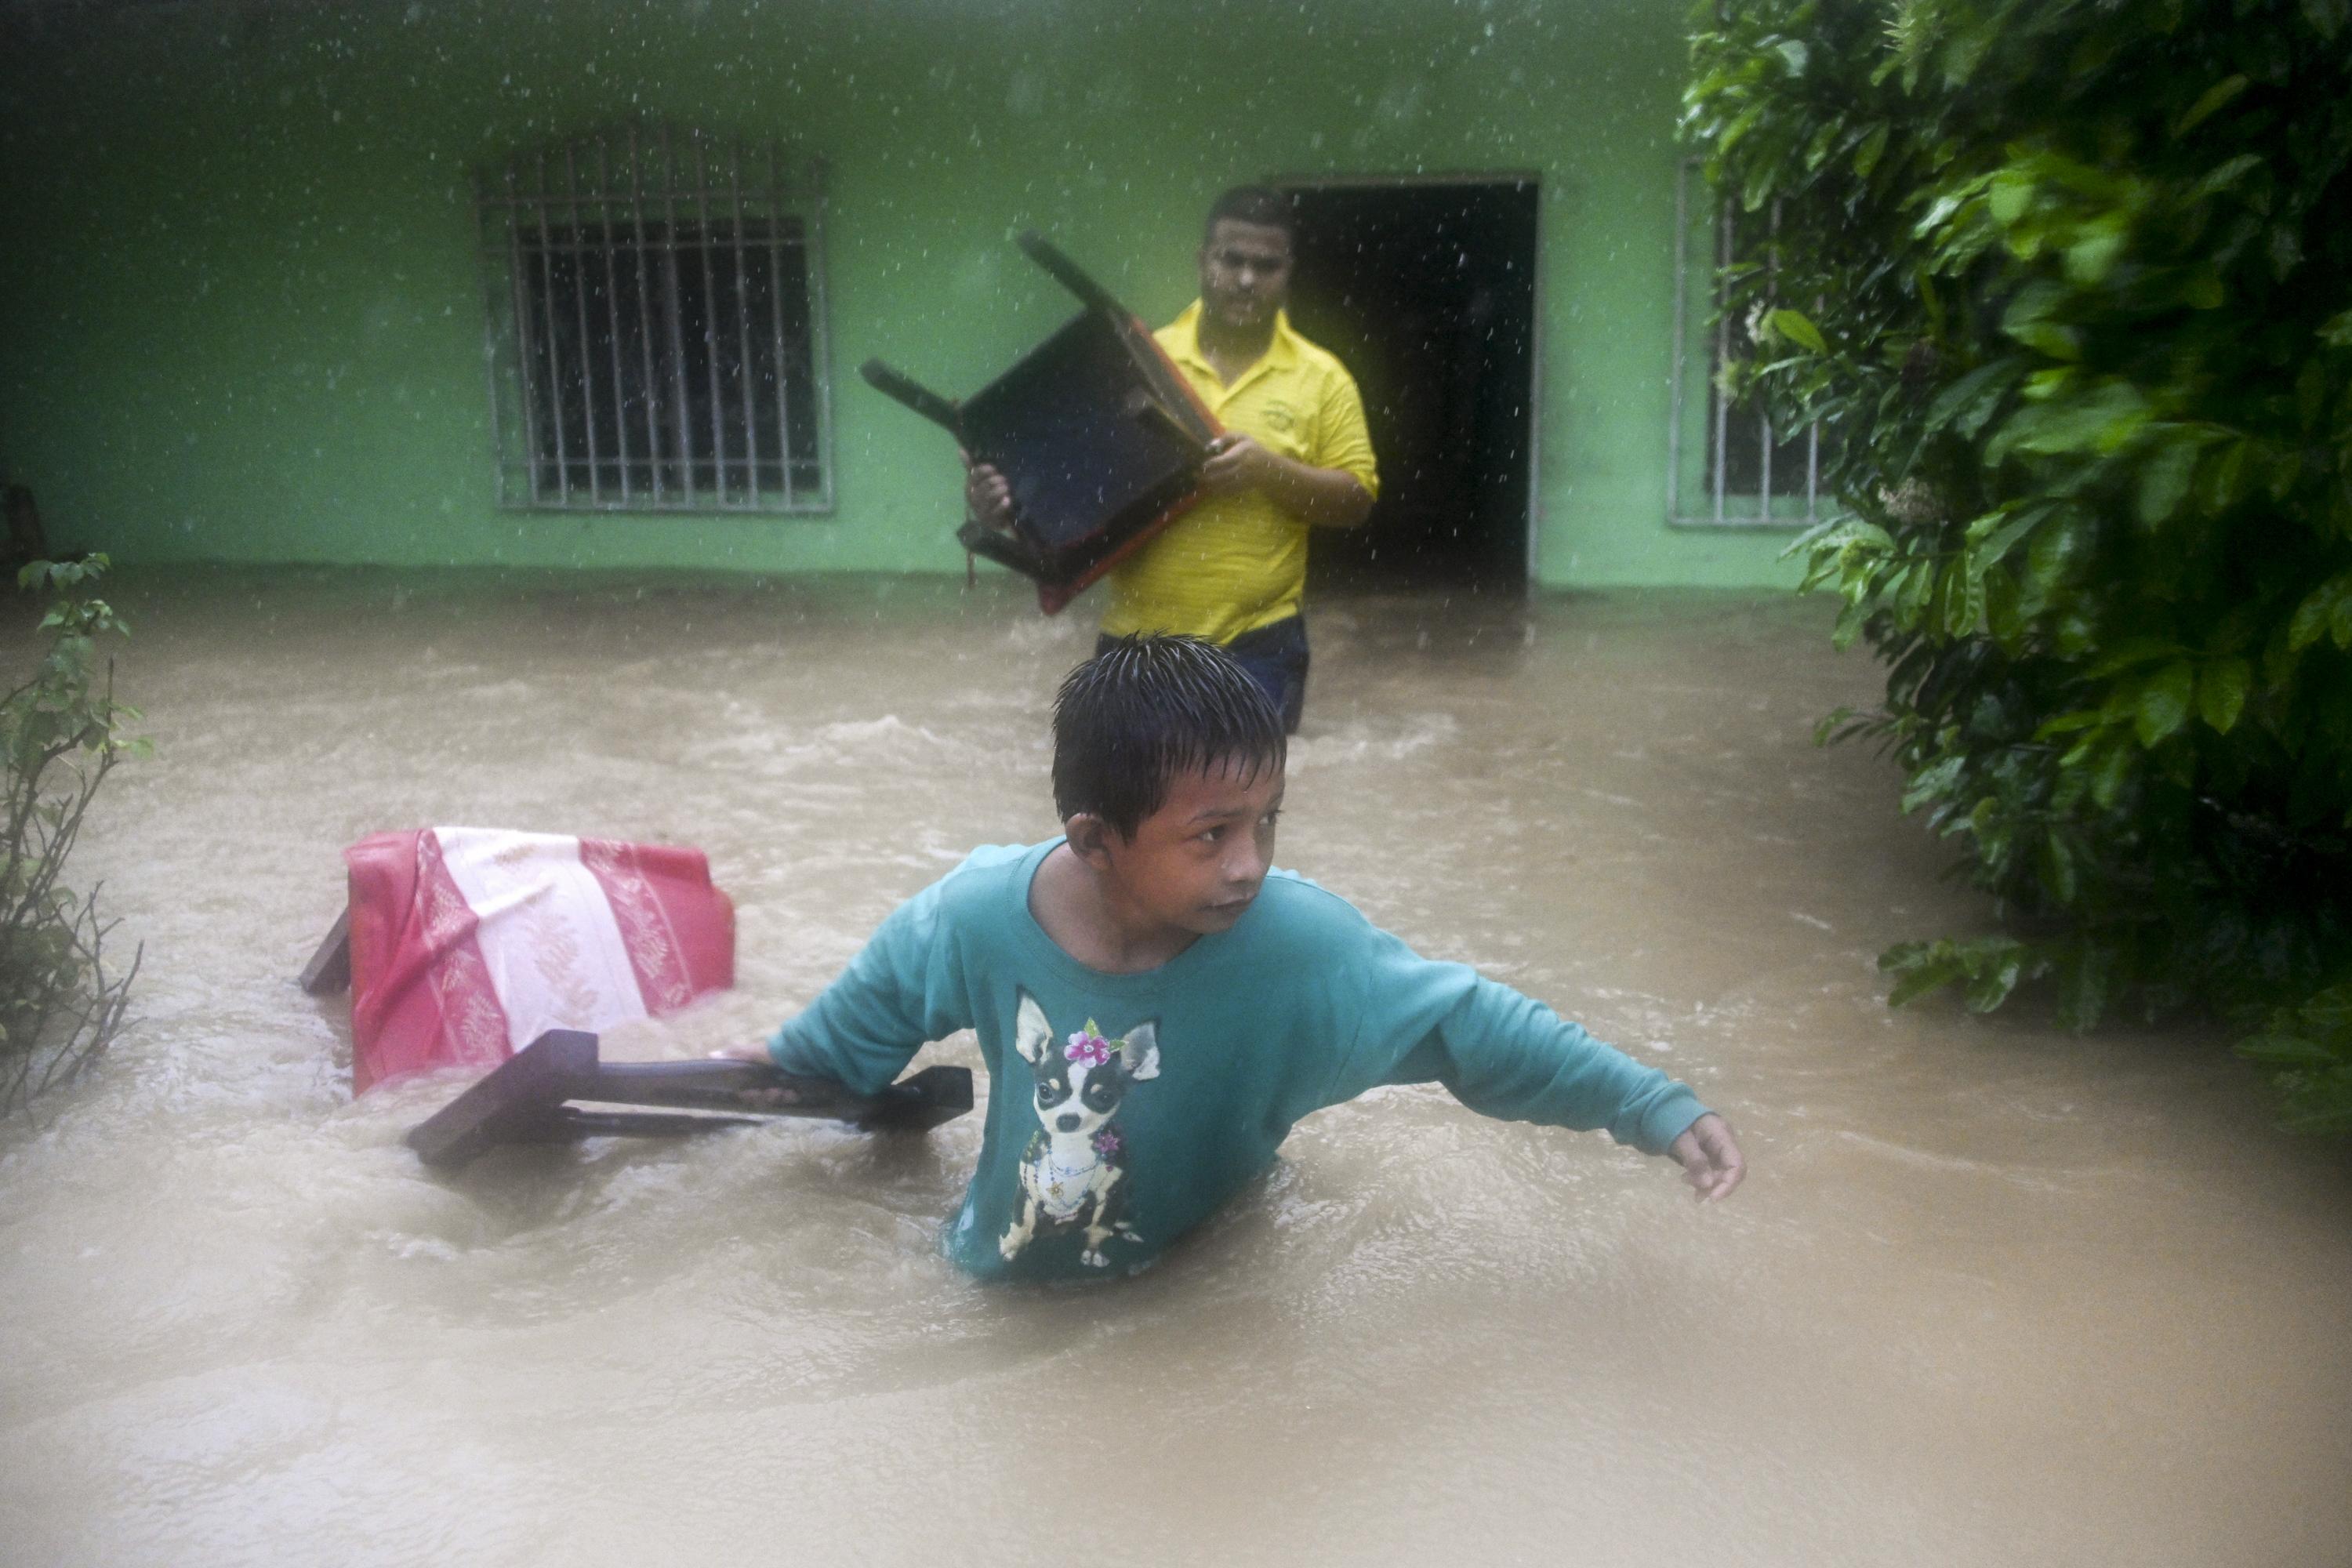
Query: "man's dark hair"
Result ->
[[1203, 185, 1297, 244], [1053, 635, 1286, 837]]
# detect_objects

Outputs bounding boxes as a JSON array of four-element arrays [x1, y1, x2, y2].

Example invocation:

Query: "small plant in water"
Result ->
[[2, 555, 145, 1116]]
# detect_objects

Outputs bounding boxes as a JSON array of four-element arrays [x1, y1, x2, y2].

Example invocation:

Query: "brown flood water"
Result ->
[[2, 568, 2348, 1567]]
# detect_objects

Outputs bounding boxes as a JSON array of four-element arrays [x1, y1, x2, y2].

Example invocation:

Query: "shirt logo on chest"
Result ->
[[999, 990, 1161, 1270]]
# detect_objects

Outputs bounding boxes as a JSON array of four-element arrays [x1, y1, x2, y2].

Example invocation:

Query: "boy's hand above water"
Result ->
[[707, 1041, 804, 1107], [1668, 1112, 1745, 1203]]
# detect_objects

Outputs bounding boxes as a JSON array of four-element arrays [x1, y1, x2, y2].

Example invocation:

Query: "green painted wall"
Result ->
[[0, 0, 1801, 590]]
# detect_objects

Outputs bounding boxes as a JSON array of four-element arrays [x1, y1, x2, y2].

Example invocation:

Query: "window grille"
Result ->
[[1667, 159, 1833, 528], [475, 125, 833, 514]]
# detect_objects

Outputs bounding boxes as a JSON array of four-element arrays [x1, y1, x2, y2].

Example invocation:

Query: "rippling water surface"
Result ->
[[3, 568, 2347, 1566]]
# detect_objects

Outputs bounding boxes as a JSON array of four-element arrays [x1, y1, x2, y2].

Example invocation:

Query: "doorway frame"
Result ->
[[1265, 169, 1546, 591]]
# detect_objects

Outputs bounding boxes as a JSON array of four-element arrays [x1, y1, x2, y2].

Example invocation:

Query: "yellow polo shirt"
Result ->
[[1099, 301, 1378, 644]]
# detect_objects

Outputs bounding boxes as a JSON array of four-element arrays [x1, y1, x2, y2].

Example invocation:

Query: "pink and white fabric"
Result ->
[[344, 828, 735, 1094]]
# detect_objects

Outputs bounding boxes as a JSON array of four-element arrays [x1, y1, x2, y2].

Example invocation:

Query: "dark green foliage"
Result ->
[[1685, 0, 2352, 1131], [3, 556, 144, 1116]]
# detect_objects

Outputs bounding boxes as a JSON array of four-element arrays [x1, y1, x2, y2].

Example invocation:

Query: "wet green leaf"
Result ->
[[1853, 122, 1890, 176], [2090, 739, 2135, 808], [2055, 944, 2114, 1032], [2190, 154, 2263, 201], [2234, 1032, 2338, 1065], [2088, 637, 2180, 680], [2041, 829, 2081, 906], [1769, 308, 1829, 354], [2287, 577, 2350, 652], [1966, 500, 2053, 568], [1831, 596, 1870, 652], [2174, 74, 2249, 138], [1987, 169, 2036, 226], [1947, 556, 1987, 635], [1895, 558, 1935, 627], [2063, 218, 2129, 285], [1964, 950, 2026, 1011], [1886, 956, 1965, 1008], [2295, 986, 2352, 1036], [2011, 380, 2152, 455], [1792, 517, 1894, 557], [2035, 709, 2105, 739], [1803, 118, 1841, 171], [2136, 437, 2201, 524], [1926, 359, 2027, 439], [2198, 658, 2251, 733], [2136, 663, 2196, 746]]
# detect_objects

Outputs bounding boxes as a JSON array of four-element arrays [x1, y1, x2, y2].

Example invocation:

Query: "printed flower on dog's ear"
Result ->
[[1065, 1026, 1112, 1069]]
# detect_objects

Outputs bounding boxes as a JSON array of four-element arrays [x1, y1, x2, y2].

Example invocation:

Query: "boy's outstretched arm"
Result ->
[[1668, 1112, 1744, 1202], [1327, 926, 1746, 1198], [720, 877, 971, 1096]]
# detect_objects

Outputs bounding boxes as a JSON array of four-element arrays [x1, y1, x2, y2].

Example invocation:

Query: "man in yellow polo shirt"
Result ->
[[967, 187, 1377, 731]]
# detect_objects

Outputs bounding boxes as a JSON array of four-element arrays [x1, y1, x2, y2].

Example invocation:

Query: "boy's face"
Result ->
[[1088, 757, 1284, 939]]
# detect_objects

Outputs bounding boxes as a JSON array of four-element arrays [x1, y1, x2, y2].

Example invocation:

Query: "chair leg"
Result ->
[[299, 904, 351, 995]]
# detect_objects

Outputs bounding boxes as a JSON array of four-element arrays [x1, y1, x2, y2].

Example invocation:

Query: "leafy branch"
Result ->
[[3, 555, 147, 1118], [1687, 0, 2352, 1128]]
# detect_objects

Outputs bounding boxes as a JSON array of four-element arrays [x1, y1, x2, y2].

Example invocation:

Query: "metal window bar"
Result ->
[[498, 165, 543, 506], [533, 149, 571, 506], [690, 136, 724, 499], [765, 142, 794, 508], [563, 143, 601, 506], [1805, 295, 1821, 517], [727, 139, 757, 505], [1666, 162, 1687, 533], [1713, 199, 1731, 525], [1758, 201, 1776, 514], [628, 126, 662, 506], [1667, 159, 1833, 529], [593, 136, 630, 506], [477, 125, 830, 514], [659, 127, 695, 502], [803, 160, 837, 511]]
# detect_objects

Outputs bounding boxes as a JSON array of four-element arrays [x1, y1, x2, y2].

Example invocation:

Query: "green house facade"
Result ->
[[0, 0, 1806, 591]]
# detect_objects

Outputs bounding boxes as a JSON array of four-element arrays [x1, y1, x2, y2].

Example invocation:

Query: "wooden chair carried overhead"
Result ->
[[860, 232, 1221, 614]]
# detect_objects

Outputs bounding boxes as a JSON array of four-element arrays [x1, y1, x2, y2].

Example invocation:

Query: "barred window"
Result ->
[[475, 125, 833, 514], [1668, 159, 1832, 528]]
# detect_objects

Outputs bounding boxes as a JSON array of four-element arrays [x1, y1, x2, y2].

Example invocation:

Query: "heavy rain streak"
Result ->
[[3, 571, 2347, 1566]]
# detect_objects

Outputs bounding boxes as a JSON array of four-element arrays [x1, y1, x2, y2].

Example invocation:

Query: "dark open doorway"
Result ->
[[1278, 178, 1539, 593]]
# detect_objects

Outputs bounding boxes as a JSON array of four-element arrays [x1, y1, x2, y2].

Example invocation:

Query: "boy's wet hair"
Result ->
[[1203, 184, 1297, 243], [1053, 635, 1286, 838]]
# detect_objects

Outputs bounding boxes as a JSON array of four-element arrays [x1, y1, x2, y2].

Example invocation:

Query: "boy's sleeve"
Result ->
[[1325, 926, 1708, 1156], [766, 877, 972, 1096]]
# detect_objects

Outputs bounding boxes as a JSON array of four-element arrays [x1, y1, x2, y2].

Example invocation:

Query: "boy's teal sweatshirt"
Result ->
[[771, 841, 1708, 1280]]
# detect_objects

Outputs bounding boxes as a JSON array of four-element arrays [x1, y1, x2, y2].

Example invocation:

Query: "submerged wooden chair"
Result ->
[[403, 1029, 973, 1169]]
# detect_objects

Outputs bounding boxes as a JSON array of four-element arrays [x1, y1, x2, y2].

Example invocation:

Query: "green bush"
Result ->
[[1684, 0, 2352, 1130], [3, 556, 144, 1116]]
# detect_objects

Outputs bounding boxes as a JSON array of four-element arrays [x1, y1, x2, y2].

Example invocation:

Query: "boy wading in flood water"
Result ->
[[727, 635, 1744, 1279]]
